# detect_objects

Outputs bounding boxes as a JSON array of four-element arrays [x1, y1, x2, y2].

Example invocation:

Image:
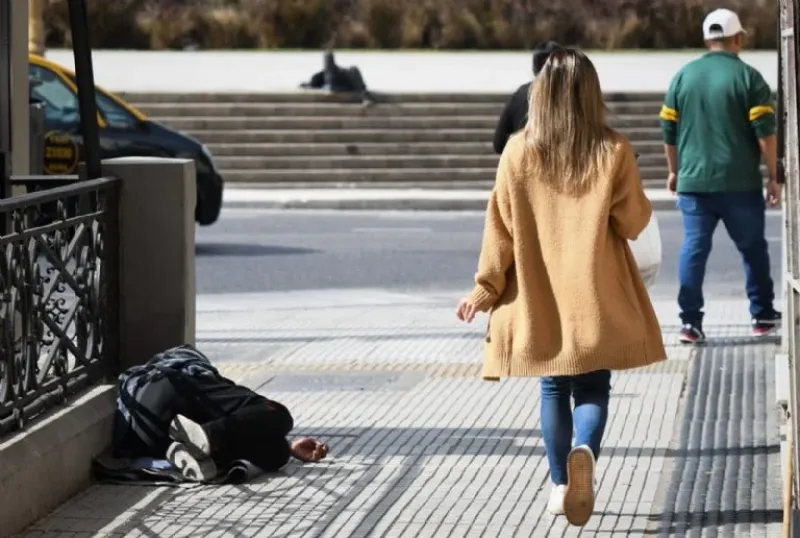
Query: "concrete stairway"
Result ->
[[123, 91, 763, 189]]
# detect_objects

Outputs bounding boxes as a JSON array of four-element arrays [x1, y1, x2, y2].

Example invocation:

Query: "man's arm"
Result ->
[[749, 70, 778, 182], [493, 83, 530, 154], [659, 74, 681, 192], [493, 96, 516, 155], [664, 144, 678, 175], [307, 71, 325, 88], [759, 135, 778, 184], [748, 69, 781, 205]]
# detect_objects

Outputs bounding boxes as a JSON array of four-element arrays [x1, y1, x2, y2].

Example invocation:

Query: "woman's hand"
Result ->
[[456, 298, 478, 323]]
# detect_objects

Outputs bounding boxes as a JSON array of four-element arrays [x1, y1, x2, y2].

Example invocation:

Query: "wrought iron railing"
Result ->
[[0, 176, 120, 436]]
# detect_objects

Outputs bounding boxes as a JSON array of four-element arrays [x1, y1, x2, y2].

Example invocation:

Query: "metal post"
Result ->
[[67, 0, 101, 180], [0, 0, 12, 201], [779, 16, 786, 187]]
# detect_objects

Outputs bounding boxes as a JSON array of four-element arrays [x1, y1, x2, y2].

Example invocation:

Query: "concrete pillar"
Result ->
[[28, 0, 46, 57], [12, 0, 30, 176], [98, 158, 197, 371]]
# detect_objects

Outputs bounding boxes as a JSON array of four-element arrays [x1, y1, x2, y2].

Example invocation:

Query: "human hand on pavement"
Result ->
[[667, 173, 677, 194], [766, 180, 782, 208], [291, 437, 329, 463], [456, 297, 478, 323]]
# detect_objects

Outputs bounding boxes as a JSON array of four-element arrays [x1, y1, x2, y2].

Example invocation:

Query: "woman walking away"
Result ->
[[455, 49, 666, 527]]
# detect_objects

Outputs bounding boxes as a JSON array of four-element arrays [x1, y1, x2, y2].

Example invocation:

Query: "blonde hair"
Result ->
[[525, 48, 614, 193]]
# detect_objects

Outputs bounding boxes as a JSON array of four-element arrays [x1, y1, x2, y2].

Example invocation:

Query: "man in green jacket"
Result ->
[[659, 8, 782, 344]]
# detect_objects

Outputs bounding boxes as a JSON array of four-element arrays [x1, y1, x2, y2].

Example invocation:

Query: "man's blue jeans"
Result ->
[[540, 370, 611, 485], [676, 192, 774, 324]]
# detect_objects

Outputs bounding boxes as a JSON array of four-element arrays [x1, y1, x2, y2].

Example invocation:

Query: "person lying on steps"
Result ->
[[300, 49, 376, 106]]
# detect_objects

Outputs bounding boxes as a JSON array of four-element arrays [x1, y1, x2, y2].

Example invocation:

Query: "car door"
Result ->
[[29, 60, 169, 175], [28, 62, 87, 174], [61, 72, 172, 160]]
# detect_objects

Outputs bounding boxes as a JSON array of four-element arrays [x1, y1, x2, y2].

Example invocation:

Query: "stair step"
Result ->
[[127, 92, 771, 190], [214, 153, 676, 170], [186, 127, 665, 144], [227, 179, 670, 190], [207, 142, 494, 156], [136, 101, 664, 117], [220, 165, 671, 183], [122, 91, 667, 104], [215, 155, 499, 170], [157, 114, 660, 131], [206, 140, 669, 157]]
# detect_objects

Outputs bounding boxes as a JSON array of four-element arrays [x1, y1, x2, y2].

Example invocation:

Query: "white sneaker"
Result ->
[[547, 484, 567, 515], [169, 414, 212, 457], [166, 441, 218, 482], [564, 445, 596, 526]]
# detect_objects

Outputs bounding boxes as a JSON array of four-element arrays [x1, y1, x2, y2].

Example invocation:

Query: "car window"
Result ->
[[94, 92, 139, 129], [28, 64, 80, 126], [63, 72, 139, 130]]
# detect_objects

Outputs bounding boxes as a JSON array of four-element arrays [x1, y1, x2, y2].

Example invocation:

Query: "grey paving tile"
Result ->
[[13, 293, 784, 537]]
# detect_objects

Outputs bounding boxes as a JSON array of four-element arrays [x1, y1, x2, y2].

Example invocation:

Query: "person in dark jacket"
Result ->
[[115, 346, 329, 482], [493, 41, 564, 154], [167, 396, 329, 481], [301, 49, 376, 105], [164, 364, 329, 480]]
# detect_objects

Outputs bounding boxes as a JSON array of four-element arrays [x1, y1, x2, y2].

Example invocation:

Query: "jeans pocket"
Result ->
[[676, 194, 694, 213]]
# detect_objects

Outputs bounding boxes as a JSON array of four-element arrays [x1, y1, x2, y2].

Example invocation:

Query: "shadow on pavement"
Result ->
[[645, 509, 783, 535], [27, 425, 781, 537], [195, 243, 319, 257]]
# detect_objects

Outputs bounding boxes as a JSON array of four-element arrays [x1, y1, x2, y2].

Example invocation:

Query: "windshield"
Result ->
[[63, 72, 143, 129]]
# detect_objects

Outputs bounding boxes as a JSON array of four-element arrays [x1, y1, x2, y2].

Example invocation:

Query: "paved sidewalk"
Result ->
[[18, 290, 782, 537], [45, 49, 777, 93]]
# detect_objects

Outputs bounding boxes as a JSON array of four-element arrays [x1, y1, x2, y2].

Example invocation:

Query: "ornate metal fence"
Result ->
[[0, 176, 120, 436]]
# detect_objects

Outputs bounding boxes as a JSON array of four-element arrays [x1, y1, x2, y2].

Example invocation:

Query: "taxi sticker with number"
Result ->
[[43, 131, 79, 174]]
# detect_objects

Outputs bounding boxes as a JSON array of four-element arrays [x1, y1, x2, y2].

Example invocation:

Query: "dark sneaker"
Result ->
[[169, 414, 212, 458], [166, 441, 218, 482], [679, 323, 706, 345], [752, 311, 782, 337]]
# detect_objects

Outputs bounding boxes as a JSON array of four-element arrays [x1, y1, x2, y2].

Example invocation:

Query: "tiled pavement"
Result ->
[[17, 290, 783, 537]]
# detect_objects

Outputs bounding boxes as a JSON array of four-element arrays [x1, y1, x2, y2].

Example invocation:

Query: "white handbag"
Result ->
[[628, 213, 662, 288]]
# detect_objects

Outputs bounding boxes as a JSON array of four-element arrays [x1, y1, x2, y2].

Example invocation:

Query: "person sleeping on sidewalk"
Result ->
[[113, 345, 329, 482]]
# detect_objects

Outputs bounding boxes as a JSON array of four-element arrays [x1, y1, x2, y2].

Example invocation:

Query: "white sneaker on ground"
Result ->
[[166, 441, 218, 482], [169, 414, 212, 458], [564, 445, 596, 526], [548, 484, 567, 515]]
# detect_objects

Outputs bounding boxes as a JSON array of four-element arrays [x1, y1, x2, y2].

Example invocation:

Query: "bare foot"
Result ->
[[290, 437, 329, 463]]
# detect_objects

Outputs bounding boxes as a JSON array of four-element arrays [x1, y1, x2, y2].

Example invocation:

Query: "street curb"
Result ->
[[223, 197, 679, 212]]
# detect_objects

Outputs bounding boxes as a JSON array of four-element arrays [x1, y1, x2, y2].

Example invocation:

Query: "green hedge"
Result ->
[[44, 0, 778, 50]]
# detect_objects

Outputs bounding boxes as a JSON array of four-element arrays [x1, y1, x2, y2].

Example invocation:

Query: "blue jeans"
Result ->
[[676, 192, 775, 324], [540, 370, 611, 485]]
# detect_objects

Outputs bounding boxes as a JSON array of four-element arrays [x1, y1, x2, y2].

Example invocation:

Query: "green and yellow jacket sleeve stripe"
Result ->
[[748, 69, 776, 139], [659, 74, 680, 146]]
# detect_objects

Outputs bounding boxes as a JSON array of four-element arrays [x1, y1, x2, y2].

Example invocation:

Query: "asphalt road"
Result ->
[[196, 209, 783, 302]]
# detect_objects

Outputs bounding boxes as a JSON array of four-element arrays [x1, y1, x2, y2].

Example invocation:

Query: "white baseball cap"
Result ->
[[703, 9, 747, 40]]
